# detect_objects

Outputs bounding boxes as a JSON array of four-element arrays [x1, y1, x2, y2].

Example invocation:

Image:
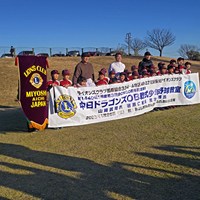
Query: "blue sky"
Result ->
[[0, 0, 200, 57]]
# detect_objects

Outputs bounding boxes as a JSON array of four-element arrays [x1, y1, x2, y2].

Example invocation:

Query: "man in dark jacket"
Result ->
[[138, 51, 154, 74]]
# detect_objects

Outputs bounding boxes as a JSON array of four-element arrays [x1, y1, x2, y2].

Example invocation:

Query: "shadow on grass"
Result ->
[[0, 143, 200, 199], [0, 106, 27, 133]]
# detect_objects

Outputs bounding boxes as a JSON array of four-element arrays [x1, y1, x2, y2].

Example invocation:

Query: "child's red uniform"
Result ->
[[96, 79, 108, 86], [60, 79, 72, 87], [47, 80, 60, 87], [185, 69, 191, 74]]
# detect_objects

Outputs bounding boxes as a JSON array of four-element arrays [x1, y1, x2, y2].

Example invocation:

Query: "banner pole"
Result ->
[[52, 86, 57, 113]]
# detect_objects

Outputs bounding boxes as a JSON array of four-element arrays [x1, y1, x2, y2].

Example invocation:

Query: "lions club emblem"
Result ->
[[56, 94, 77, 119], [30, 73, 43, 89]]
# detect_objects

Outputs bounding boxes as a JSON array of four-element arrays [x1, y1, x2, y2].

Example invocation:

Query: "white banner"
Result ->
[[48, 73, 200, 128]]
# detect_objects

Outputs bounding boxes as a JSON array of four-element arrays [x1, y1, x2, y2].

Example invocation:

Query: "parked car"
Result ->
[[105, 51, 127, 56], [83, 51, 104, 56], [1, 53, 13, 58], [105, 51, 117, 56], [95, 51, 106, 56], [67, 51, 80, 57], [51, 53, 65, 57], [37, 53, 49, 57], [18, 51, 35, 56]]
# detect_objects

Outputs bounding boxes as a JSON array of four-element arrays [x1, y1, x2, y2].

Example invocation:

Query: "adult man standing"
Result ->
[[108, 52, 126, 79], [138, 51, 154, 74], [72, 52, 95, 86]]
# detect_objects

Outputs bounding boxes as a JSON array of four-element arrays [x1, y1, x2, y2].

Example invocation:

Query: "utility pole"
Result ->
[[126, 32, 132, 55]]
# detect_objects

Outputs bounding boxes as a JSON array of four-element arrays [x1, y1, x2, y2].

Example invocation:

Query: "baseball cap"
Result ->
[[99, 68, 107, 75], [142, 69, 149, 76], [62, 69, 70, 76], [161, 65, 167, 69], [132, 71, 139, 76], [79, 77, 87, 83], [109, 70, 116, 75], [177, 57, 184, 61], [185, 62, 191, 66], [144, 51, 152, 56], [131, 65, 138, 71], [124, 69, 132, 74], [51, 70, 59, 75], [170, 59, 176, 64], [120, 72, 127, 76], [168, 65, 174, 69]]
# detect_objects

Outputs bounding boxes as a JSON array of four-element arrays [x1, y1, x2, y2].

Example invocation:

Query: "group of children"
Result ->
[[47, 57, 192, 89]]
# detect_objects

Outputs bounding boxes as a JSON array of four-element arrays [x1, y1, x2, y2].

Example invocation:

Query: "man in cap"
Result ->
[[138, 51, 154, 74], [60, 69, 72, 88], [108, 52, 126, 79], [72, 52, 95, 86]]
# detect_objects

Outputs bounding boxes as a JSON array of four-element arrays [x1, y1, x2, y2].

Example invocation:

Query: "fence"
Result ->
[[0, 46, 117, 57]]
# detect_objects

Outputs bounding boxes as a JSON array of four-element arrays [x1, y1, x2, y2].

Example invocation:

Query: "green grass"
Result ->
[[0, 57, 200, 199]]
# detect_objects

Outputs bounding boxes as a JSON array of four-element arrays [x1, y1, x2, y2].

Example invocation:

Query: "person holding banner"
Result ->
[[72, 52, 95, 87], [177, 57, 185, 73], [96, 69, 108, 86], [47, 70, 60, 91], [60, 69, 72, 88]]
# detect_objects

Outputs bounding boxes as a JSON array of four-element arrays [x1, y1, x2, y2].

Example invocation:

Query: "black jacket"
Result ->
[[138, 58, 153, 74]]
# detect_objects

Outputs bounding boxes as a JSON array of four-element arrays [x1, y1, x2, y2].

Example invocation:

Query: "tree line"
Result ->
[[124, 28, 200, 60]]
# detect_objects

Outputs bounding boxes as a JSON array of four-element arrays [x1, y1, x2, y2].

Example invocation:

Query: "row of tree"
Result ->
[[124, 29, 200, 60], [178, 44, 200, 61]]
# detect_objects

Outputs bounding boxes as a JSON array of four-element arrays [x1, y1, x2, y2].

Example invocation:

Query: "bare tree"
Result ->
[[145, 29, 176, 57], [178, 44, 200, 58], [128, 38, 147, 56], [115, 43, 127, 55], [99, 47, 110, 54]]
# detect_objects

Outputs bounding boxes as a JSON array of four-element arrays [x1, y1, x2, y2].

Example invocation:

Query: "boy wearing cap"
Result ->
[[98, 68, 109, 83], [109, 70, 118, 84], [168, 65, 174, 75], [177, 57, 185, 73], [131, 71, 140, 80], [159, 64, 168, 75], [118, 72, 127, 83], [108, 52, 126, 79], [76, 77, 87, 87], [149, 65, 159, 75], [149, 69, 157, 77], [96, 70, 108, 86], [60, 70, 72, 88], [183, 62, 192, 74], [47, 70, 60, 90], [124, 69, 132, 81], [131, 65, 139, 73], [138, 52, 154, 74], [174, 67, 180, 74], [141, 69, 149, 78]]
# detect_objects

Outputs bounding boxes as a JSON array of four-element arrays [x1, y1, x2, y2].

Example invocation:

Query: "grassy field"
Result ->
[[0, 56, 200, 200]]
